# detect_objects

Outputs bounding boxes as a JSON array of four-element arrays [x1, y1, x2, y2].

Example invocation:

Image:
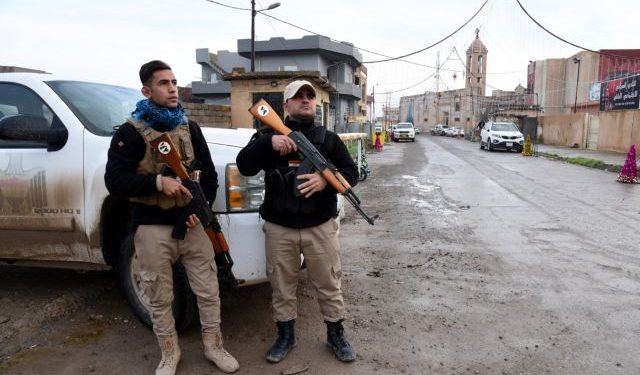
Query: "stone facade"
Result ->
[[225, 72, 334, 129]]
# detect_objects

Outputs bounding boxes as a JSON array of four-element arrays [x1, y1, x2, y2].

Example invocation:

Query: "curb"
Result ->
[[537, 152, 624, 173]]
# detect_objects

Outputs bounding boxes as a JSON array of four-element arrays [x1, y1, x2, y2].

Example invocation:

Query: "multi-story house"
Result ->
[[191, 35, 367, 131]]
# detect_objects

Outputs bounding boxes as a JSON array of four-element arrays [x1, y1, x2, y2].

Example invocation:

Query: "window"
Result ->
[[491, 122, 519, 131], [280, 65, 298, 72], [0, 83, 63, 149], [47, 81, 142, 136], [477, 55, 483, 74], [315, 104, 323, 125]]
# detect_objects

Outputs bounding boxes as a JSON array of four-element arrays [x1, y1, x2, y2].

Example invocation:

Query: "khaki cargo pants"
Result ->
[[264, 219, 344, 322], [135, 224, 220, 337]]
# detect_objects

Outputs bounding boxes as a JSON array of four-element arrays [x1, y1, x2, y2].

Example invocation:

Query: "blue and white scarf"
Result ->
[[131, 99, 187, 131]]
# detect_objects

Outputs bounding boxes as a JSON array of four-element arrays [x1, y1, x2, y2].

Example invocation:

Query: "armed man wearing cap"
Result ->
[[236, 80, 358, 363]]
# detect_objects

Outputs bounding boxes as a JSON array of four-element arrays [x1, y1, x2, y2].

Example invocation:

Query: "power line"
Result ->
[[202, 0, 248, 11], [376, 48, 458, 95], [203, 0, 523, 75], [363, 0, 490, 63], [515, 0, 640, 62]]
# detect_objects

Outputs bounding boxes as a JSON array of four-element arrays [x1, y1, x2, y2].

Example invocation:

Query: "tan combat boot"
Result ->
[[155, 334, 181, 375], [203, 331, 239, 373]]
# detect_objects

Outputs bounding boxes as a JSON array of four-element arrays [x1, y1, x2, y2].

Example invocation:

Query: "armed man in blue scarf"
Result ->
[[236, 80, 358, 363], [104, 60, 239, 375]]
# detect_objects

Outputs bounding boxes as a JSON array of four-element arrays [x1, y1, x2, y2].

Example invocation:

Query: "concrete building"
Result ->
[[528, 51, 599, 115], [399, 32, 490, 133], [191, 35, 367, 131], [528, 49, 640, 115], [526, 49, 640, 152]]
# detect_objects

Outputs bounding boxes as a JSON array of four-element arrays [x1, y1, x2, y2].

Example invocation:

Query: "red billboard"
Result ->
[[598, 49, 640, 81], [600, 74, 640, 111]]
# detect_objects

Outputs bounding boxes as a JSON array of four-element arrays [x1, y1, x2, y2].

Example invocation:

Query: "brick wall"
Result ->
[[182, 102, 232, 128]]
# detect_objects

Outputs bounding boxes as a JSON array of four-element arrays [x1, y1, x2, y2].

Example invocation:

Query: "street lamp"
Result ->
[[251, 1, 280, 72], [573, 57, 581, 114]]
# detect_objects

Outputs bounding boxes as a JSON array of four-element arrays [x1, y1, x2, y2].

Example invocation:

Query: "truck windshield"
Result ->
[[46, 80, 143, 136]]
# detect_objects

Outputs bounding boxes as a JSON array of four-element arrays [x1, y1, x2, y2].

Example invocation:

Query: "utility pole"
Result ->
[[251, 1, 280, 72], [435, 51, 440, 124], [573, 57, 581, 114], [371, 85, 375, 123], [250, 0, 256, 72]]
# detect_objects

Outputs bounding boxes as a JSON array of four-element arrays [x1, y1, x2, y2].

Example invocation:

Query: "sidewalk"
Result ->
[[534, 144, 632, 168]]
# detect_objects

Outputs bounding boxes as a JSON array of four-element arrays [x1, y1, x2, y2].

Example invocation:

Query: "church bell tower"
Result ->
[[465, 29, 488, 97]]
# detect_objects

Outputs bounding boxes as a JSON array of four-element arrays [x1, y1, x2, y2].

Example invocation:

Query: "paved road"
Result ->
[[420, 135, 640, 373], [2, 134, 639, 375]]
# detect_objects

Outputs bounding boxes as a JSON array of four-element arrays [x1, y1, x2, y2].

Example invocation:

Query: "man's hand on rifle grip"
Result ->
[[160, 176, 193, 200], [186, 214, 200, 229], [271, 135, 297, 156], [297, 172, 326, 198]]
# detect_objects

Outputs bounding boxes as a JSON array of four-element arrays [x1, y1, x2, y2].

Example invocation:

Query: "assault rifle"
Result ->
[[149, 133, 240, 287], [249, 99, 376, 225]]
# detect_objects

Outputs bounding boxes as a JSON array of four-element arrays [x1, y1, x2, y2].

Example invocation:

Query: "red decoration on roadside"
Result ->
[[374, 133, 382, 152], [616, 144, 639, 183]]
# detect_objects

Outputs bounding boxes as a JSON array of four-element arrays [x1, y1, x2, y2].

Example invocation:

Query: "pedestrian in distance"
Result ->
[[374, 131, 383, 152], [104, 60, 239, 375], [236, 80, 359, 363]]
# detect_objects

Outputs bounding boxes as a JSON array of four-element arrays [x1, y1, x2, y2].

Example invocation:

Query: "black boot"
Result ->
[[265, 320, 296, 363], [325, 319, 356, 362]]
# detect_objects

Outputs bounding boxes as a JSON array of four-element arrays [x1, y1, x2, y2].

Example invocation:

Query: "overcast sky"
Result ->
[[2, 0, 637, 108]]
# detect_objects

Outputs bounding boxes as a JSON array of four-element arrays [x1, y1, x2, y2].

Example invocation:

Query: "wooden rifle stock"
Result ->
[[149, 133, 239, 286], [249, 99, 375, 225]]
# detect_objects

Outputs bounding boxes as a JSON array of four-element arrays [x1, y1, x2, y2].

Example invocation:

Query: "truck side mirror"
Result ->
[[0, 114, 68, 151]]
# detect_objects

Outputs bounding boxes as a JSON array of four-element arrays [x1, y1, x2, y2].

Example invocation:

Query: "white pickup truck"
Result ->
[[0, 73, 267, 330]]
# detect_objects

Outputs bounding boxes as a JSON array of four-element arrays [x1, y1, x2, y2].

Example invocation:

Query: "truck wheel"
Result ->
[[119, 233, 198, 332]]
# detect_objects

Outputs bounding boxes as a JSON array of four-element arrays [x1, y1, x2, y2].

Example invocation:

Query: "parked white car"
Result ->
[[392, 122, 415, 142], [0, 73, 268, 330], [451, 126, 465, 138], [443, 127, 455, 137], [480, 121, 524, 152]]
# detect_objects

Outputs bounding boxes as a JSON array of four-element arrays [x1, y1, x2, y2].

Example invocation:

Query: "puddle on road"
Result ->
[[411, 198, 457, 215], [62, 319, 107, 346], [0, 346, 55, 373], [0, 317, 108, 373]]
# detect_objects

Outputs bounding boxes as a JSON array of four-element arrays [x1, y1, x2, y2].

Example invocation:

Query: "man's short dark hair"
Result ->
[[139, 60, 172, 85]]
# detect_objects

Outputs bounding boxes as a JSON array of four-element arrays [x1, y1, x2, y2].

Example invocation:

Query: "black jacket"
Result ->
[[236, 118, 357, 228], [104, 120, 217, 226]]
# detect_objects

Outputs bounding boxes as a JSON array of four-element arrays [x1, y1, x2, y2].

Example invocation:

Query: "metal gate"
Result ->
[[521, 117, 538, 141], [585, 114, 599, 150]]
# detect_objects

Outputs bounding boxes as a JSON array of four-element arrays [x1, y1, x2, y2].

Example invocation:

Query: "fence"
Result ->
[[338, 133, 368, 177]]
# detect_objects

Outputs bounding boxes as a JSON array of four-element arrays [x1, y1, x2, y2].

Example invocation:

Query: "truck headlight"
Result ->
[[226, 164, 264, 212]]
